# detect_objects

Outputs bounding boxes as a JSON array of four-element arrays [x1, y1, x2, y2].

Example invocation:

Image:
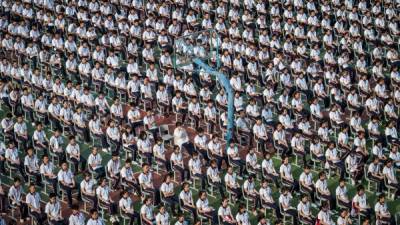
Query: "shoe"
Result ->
[[20, 219, 24, 223], [102, 148, 108, 152]]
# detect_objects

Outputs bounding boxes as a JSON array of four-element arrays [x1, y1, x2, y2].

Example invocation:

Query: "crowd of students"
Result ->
[[0, 0, 400, 224]]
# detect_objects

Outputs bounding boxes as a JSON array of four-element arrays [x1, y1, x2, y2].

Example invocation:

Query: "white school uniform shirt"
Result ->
[[279, 193, 293, 209], [40, 161, 55, 176], [236, 212, 250, 225], [107, 159, 120, 176], [374, 202, 389, 216], [45, 201, 61, 218], [224, 173, 238, 187], [316, 179, 328, 193], [86, 218, 105, 225], [5, 147, 19, 161], [14, 122, 27, 135], [262, 159, 276, 174], [141, 204, 154, 220], [58, 169, 74, 185], [318, 210, 333, 225], [207, 167, 220, 182], [156, 212, 170, 225], [24, 155, 39, 171], [194, 135, 207, 149], [188, 157, 202, 174], [218, 206, 232, 217], [160, 182, 174, 194], [119, 196, 133, 212], [80, 179, 96, 195], [26, 192, 41, 209], [280, 164, 293, 180], [259, 186, 273, 202], [243, 180, 255, 193], [96, 185, 111, 202], [138, 172, 153, 187], [353, 193, 368, 208], [88, 153, 102, 170], [66, 144, 80, 158], [299, 172, 313, 186], [383, 166, 397, 184], [297, 201, 311, 216], [8, 185, 23, 203]]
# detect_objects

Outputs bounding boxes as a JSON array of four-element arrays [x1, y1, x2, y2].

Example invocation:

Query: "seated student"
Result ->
[[278, 187, 298, 225], [259, 179, 281, 218], [170, 145, 189, 182], [137, 131, 153, 164], [174, 122, 195, 155], [218, 197, 236, 225], [119, 190, 139, 225], [153, 137, 170, 170], [156, 205, 170, 225], [352, 185, 372, 219], [297, 194, 315, 225], [374, 194, 395, 225], [196, 191, 218, 223], [120, 158, 140, 194], [236, 204, 251, 225], [141, 197, 155, 225], [106, 152, 121, 190], [291, 132, 306, 165], [179, 182, 197, 220], [87, 147, 105, 178], [66, 136, 87, 174], [96, 178, 118, 221], [194, 128, 209, 161], [261, 152, 279, 187], [246, 148, 261, 173], [49, 130, 66, 163], [80, 172, 98, 210], [58, 162, 81, 207], [325, 142, 346, 179], [8, 177, 29, 223], [32, 122, 49, 151], [87, 209, 105, 225], [243, 175, 261, 214], [139, 163, 160, 204], [345, 152, 363, 184], [206, 159, 225, 198], [315, 171, 336, 209], [106, 120, 122, 153], [5, 141, 27, 180], [226, 142, 245, 176], [188, 152, 206, 190], [207, 134, 228, 170], [26, 184, 47, 224], [337, 209, 352, 225], [317, 201, 335, 225], [40, 154, 58, 193], [299, 165, 315, 202], [382, 159, 400, 197], [279, 156, 299, 192], [24, 147, 42, 186], [45, 193, 65, 225], [160, 174, 179, 215], [273, 123, 290, 156], [14, 115, 29, 148]]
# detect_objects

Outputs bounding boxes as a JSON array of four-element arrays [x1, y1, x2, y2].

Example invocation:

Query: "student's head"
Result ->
[[49, 193, 57, 203], [14, 177, 21, 186], [378, 194, 385, 204], [339, 178, 346, 187], [29, 183, 35, 193], [142, 163, 150, 172], [144, 196, 152, 205], [238, 203, 246, 213], [199, 191, 207, 199], [357, 185, 365, 195], [183, 182, 190, 191], [319, 171, 326, 180], [90, 209, 99, 219], [61, 162, 68, 170]]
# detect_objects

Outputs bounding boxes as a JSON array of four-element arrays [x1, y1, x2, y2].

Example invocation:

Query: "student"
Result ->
[[119, 190, 139, 225], [179, 182, 197, 220], [45, 193, 65, 225], [80, 172, 98, 209], [138, 163, 160, 204], [26, 184, 47, 224], [8, 177, 29, 223], [141, 197, 155, 225], [352, 185, 372, 219], [196, 191, 218, 223], [96, 178, 118, 221], [218, 197, 236, 225], [278, 187, 297, 225], [87, 209, 105, 225], [58, 162, 81, 207]]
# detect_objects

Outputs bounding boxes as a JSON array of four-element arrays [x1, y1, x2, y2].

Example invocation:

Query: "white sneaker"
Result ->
[[102, 148, 108, 152]]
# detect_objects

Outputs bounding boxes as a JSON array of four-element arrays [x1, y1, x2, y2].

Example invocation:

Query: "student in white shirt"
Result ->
[[69, 204, 86, 225], [8, 177, 29, 222], [80, 172, 98, 209], [26, 184, 46, 224], [179, 182, 197, 219], [58, 162, 81, 207], [174, 122, 195, 155], [382, 160, 400, 196], [66, 136, 87, 173], [278, 187, 297, 224], [280, 156, 299, 192], [317, 201, 334, 225], [45, 193, 65, 225], [119, 190, 139, 225], [156, 205, 170, 225], [196, 191, 218, 223], [141, 197, 155, 225], [96, 178, 118, 219], [5, 142, 27, 180], [139, 163, 160, 204], [297, 194, 315, 225], [259, 179, 281, 218], [86, 209, 105, 225], [374, 194, 395, 224], [337, 209, 352, 225], [299, 165, 315, 202], [352, 185, 372, 219], [206, 159, 225, 198], [218, 197, 236, 225], [87, 147, 105, 178], [367, 156, 384, 193], [24, 147, 42, 186], [235, 204, 250, 225]]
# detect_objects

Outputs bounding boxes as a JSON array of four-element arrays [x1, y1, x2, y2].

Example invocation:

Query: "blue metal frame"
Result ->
[[193, 58, 234, 145]]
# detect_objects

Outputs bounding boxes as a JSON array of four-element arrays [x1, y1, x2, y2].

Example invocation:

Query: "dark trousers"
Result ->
[[142, 187, 160, 205], [13, 202, 29, 219], [49, 218, 67, 225], [200, 210, 218, 224], [192, 173, 207, 189], [70, 157, 87, 173], [45, 177, 59, 194], [100, 200, 118, 215], [208, 180, 225, 198], [173, 165, 189, 182], [227, 186, 242, 200], [30, 210, 47, 224], [181, 204, 197, 221], [163, 196, 179, 214], [281, 208, 298, 225], [261, 201, 282, 218], [60, 183, 81, 206], [125, 211, 140, 225], [82, 194, 98, 209], [230, 159, 245, 176], [182, 142, 195, 156]]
